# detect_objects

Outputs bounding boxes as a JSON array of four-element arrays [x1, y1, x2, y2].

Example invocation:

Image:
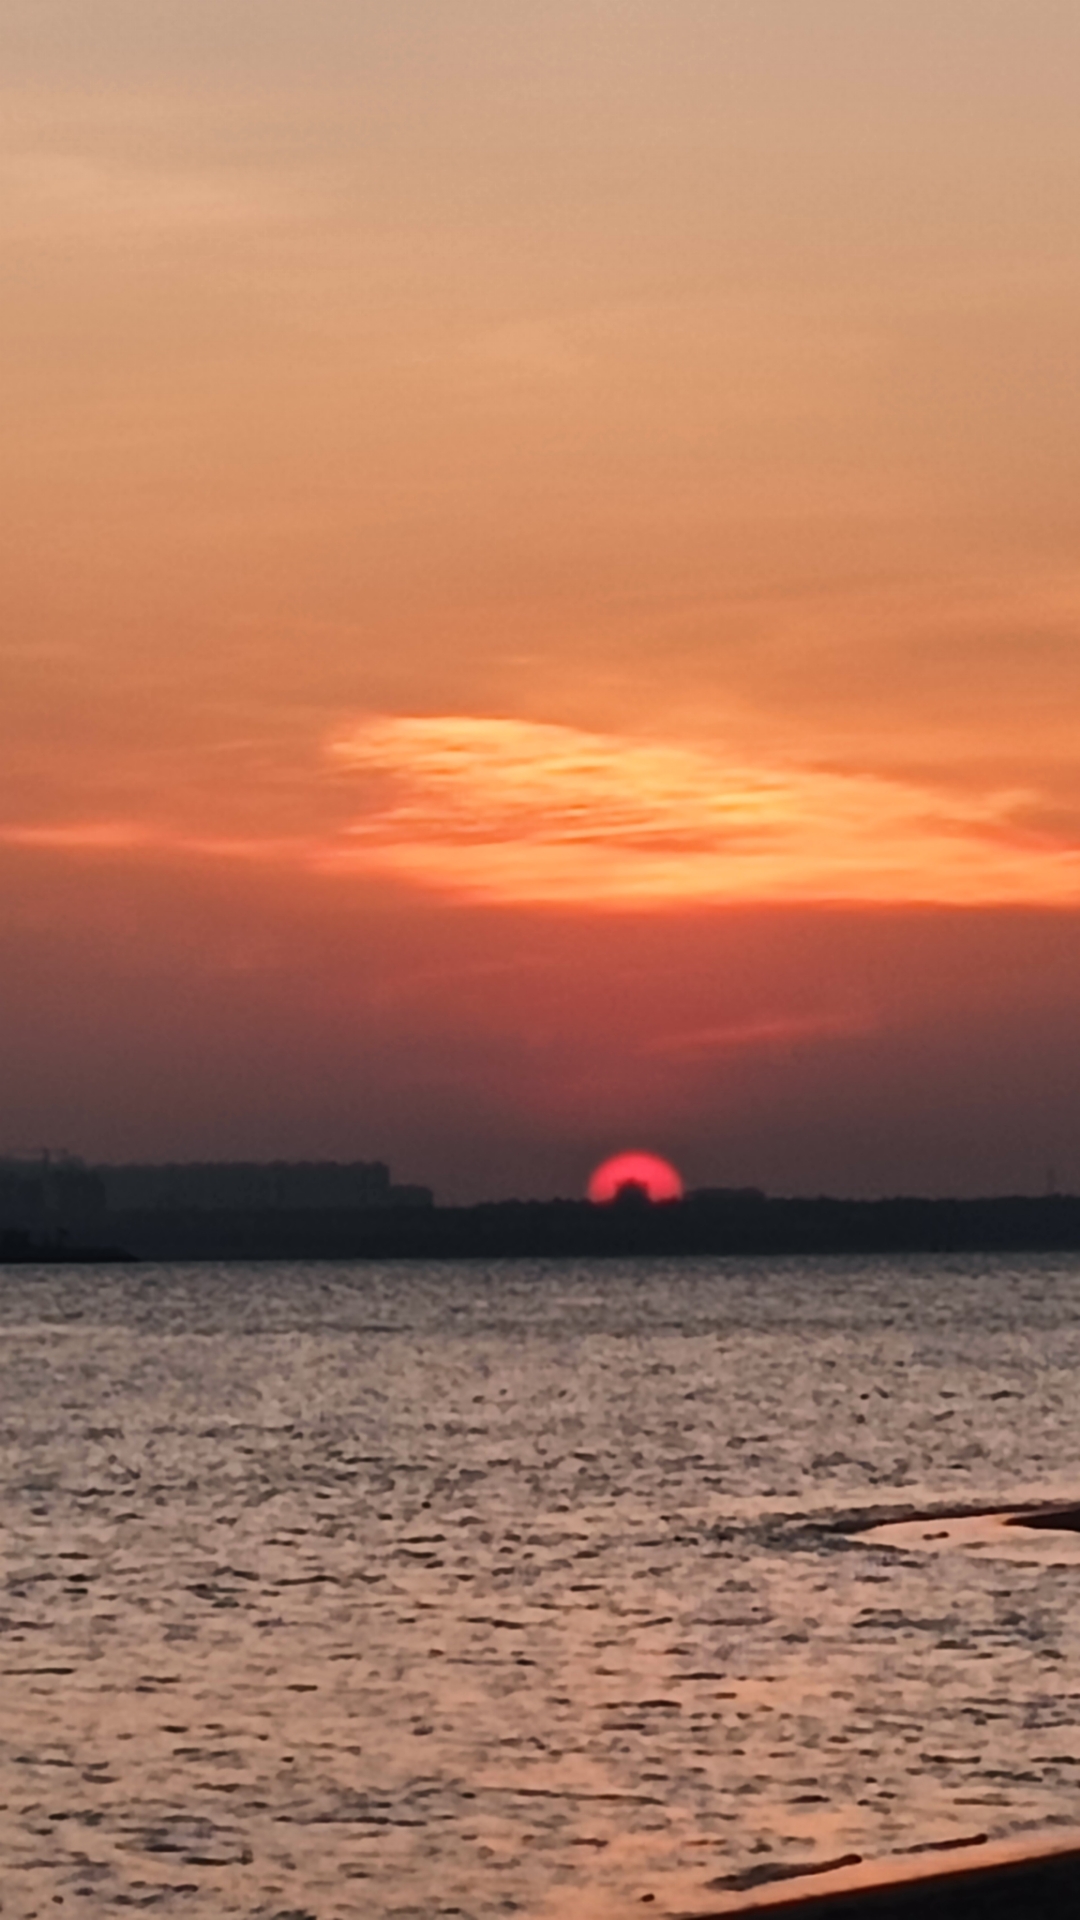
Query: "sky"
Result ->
[[3, 1, 1080, 1201]]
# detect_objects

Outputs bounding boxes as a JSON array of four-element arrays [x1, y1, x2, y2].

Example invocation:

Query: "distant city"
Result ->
[[4, 1150, 1080, 1265], [0, 1152, 432, 1259]]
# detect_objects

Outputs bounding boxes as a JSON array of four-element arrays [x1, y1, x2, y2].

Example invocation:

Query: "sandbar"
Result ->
[[683, 1831, 1080, 1916], [856, 1497, 1080, 1564]]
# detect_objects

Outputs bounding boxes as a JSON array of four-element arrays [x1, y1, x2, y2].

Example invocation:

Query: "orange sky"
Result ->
[[3, 2, 1080, 1198]]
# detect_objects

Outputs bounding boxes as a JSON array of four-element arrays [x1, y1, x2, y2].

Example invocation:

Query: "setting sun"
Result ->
[[588, 1152, 685, 1204]]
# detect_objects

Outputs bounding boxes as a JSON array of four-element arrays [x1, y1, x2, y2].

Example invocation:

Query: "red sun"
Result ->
[[587, 1152, 685, 1204]]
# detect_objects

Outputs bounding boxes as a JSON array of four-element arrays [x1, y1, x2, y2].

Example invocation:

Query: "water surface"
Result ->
[[2, 1254, 1079, 1918]]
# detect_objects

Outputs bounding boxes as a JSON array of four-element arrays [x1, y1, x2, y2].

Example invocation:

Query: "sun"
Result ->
[[587, 1151, 685, 1204]]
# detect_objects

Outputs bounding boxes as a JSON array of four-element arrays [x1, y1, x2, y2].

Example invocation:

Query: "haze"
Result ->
[[4, 2, 1080, 1200]]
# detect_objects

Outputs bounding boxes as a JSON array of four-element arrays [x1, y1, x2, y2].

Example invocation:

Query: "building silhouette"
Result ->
[[0, 1155, 432, 1245]]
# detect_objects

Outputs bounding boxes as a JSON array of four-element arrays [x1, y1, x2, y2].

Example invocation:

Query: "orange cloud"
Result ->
[[646, 1012, 877, 1059], [0, 145, 308, 246], [6, 713, 1080, 914], [0, 821, 306, 863], [0, 822, 155, 851], [328, 715, 1080, 910]]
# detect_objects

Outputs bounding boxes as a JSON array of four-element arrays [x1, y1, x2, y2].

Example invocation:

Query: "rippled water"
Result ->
[[2, 1254, 1080, 1919]]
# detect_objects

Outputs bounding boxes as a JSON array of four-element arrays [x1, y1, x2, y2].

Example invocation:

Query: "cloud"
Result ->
[[0, 149, 304, 244], [327, 714, 1080, 910], [5, 714, 1080, 914], [646, 1013, 877, 1059], [0, 822, 154, 851], [0, 821, 305, 863]]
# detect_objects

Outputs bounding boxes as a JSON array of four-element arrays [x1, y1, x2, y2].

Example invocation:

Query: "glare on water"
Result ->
[[2, 1253, 1080, 1918]]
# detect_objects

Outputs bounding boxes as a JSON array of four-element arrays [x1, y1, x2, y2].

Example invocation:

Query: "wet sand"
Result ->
[[696, 1833, 1080, 1915], [859, 1498, 1080, 1565]]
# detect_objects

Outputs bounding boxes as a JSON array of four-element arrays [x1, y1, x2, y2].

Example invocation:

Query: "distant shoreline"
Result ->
[[0, 1228, 133, 1265], [8, 1191, 1080, 1264]]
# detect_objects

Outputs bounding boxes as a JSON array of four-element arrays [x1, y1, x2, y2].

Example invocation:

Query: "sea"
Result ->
[[2, 1253, 1080, 1920]]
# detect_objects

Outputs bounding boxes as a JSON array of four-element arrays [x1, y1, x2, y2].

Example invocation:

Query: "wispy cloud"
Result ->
[[5, 714, 1080, 913], [0, 821, 306, 864], [0, 822, 154, 852], [0, 149, 305, 244], [328, 715, 1080, 909], [646, 1013, 876, 1059]]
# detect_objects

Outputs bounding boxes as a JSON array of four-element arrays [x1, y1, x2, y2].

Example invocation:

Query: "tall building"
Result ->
[[96, 1160, 430, 1212], [0, 1153, 106, 1232]]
